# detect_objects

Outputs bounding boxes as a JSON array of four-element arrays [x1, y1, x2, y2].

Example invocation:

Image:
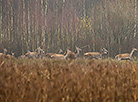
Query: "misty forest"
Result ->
[[0, 0, 138, 57]]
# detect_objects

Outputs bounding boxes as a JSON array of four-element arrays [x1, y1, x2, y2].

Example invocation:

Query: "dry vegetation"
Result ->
[[0, 58, 138, 102]]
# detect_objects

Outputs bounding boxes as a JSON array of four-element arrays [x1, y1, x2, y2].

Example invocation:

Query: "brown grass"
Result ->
[[0, 58, 138, 102]]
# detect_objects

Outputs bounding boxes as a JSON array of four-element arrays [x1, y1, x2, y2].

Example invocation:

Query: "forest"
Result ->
[[0, 0, 138, 57]]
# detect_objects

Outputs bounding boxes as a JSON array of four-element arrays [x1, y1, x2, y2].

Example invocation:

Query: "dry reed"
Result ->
[[0, 58, 138, 102]]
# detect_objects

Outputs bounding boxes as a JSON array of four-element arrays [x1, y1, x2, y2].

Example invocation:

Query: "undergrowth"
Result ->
[[0, 58, 138, 102]]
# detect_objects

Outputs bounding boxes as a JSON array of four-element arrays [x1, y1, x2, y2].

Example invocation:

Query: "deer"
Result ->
[[39, 50, 45, 59], [5, 52, 15, 59], [25, 47, 44, 59], [36, 47, 45, 58], [19, 54, 26, 59], [51, 49, 72, 59], [65, 47, 82, 60], [84, 48, 108, 59], [51, 53, 65, 59], [115, 48, 137, 60], [45, 49, 63, 58], [25, 50, 38, 58], [0, 49, 7, 58]]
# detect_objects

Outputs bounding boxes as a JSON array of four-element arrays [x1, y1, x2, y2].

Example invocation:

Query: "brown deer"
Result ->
[[24, 47, 43, 58], [51, 49, 72, 59], [5, 52, 15, 59], [84, 48, 108, 59], [25, 50, 38, 58], [19, 54, 26, 59], [65, 47, 82, 60], [45, 49, 63, 58], [36, 47, 45, 58], [115, 48, 137, 60]]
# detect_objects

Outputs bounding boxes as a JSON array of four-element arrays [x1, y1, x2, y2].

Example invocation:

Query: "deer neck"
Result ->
[[75, 49, 80, 56], [64, 50, 71, 59], [4, 51, 7, 56], [38, 48, 43, 55], [130, 49, 135, 57]]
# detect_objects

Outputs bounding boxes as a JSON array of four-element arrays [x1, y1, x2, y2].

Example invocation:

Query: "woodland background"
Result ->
[[0, 0, 138, 57]]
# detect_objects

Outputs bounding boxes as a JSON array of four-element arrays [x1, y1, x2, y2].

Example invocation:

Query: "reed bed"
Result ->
[[0, 58, 138, 102]]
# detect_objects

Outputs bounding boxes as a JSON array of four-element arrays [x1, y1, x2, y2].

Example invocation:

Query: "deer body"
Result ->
[[66, 52, 76, 59], [0, 53, 3, 57], [65, 47, 81, 60], [19, 54, 26, 58], [45, 53, 55, 58], [25, 47, 44, 59], [25, 50, 38, 58], [50, 49, 71, 59], [84, 52, 102, 59], [51, 54, 65, 59], [115, 48, 137, 60], [45, 49, 63, 58], [5, 52, 15, 59], [84, 48, 108, 59]]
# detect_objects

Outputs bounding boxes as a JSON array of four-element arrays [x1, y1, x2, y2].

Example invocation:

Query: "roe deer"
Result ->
[[115, 48, 137, 60], [84, 48, 108, 59], [45, 49, 63, 58], [65, 47, 82, 60]]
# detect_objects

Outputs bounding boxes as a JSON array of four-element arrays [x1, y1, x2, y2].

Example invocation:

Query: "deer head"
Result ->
[[132, 48, 137, 51], [3, 48, 7, 55], [57, 49, 63, 54], [4, 48, 7, 52], [75, 46, 82, 52], [101, 48, 108, 55], [11, 52, 15, 56]]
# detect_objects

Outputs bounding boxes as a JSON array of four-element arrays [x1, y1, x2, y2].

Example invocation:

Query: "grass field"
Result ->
[[0, 58, 138, 102]]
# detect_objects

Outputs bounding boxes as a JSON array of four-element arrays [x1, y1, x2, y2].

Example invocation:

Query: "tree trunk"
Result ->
[[134, 0, 137, 38]]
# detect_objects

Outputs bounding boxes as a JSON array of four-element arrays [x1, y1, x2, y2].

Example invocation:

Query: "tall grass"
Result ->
[[0, 58, 138, 102]]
